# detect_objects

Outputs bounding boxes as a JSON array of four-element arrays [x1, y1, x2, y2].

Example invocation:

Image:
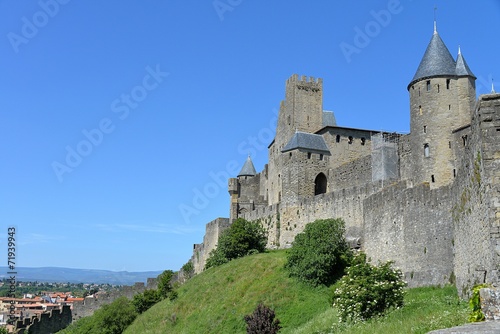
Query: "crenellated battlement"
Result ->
[[286, 73, 323, 87]]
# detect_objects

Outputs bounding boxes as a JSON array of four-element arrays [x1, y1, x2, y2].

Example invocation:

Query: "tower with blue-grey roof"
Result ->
[[407, 25, 476, 188]]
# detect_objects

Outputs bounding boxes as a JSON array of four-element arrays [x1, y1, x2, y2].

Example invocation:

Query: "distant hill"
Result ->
[[0, 267, 163, 285]]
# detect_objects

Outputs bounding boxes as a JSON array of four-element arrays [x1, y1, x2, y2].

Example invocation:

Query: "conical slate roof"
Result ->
[[238, 156, 257, 177], [455, 48, 476, 78], [408, 32, 457, 88], [281, 131, 330, 155]]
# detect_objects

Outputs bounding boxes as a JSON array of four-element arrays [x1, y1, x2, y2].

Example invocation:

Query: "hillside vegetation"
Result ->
[[124, 250, 469, 334]]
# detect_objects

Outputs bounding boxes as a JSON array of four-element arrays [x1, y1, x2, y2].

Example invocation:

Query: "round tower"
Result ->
[[408, 28, 476, 188]]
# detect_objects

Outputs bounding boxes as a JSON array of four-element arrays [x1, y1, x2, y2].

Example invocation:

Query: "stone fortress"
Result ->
[[191, 25, 500, 297]]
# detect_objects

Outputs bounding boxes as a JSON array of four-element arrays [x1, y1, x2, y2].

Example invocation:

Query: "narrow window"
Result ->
[[449, 141, 451, 148], [426, 80, 431, 91], [336, 135, 340, 143], [361, 137, 366, 145], [453, 169, 456, 177], [431, 175, 435, 183], [307, 152, 311, 159], [348, 136, 353, 144], [462, 135, 468, 146], [446, 79, 450, 89], [423, 125, 427, 133], [424, 144, 430, 157], [287, 115, 291, 125], [419, 105, 422, 115], [437, 84, 440, 93], [289, 152, 292, 158], [449, 104, 451, 110], [319, 154, 324, 161]]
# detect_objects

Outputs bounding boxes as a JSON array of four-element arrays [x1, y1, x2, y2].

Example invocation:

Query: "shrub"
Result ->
[[181, 260, 195, 280], [157, 270, 178, 301], [244, 303, 281, 334], [132, 289, 162, 314], [332, 253, 406, 322], [468, 283, 489, 322], [94, 297, 137, 334], [205, 218, 267, 269], [284, 218, 351, 286]]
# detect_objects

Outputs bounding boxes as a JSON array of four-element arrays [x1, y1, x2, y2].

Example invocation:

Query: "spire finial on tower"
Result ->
[[458, 45, 461, 55], [433, 6, 438, 34], [492, 78, 496, 94]]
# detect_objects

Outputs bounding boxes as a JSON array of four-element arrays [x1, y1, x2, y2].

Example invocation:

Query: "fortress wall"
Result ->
[[71, 282, 151, 321], [398, 134, 413, 182], [191, 218, 231, 273], [278, 181, 384, 247], [17, 305, 72, 334], [363, 182, 454, 287], [451, 93, 500, 297], [330, 155, 372, 191], [242, 204, 280, 247]]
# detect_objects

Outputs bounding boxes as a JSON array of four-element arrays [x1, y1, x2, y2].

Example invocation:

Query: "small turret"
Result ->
[[238, 156, 257, 177]]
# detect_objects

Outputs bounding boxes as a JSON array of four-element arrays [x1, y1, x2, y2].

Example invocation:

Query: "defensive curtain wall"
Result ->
[[13, 279, 158, 333], [450, 93, 500, 296]]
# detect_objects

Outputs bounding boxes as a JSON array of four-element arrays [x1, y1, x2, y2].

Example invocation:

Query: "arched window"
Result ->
[[314, 173, 327, 195]]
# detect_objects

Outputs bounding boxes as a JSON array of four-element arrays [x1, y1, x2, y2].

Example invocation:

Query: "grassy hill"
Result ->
[[124, 250, 469, 334]]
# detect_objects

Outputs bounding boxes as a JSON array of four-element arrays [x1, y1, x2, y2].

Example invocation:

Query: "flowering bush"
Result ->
[[332, 253, 406, 322]]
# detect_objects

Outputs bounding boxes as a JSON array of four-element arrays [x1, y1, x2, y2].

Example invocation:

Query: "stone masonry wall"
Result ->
[[451, 93, 500, 297], [15, 305, 72, 334], [191, 217, 231, 273], [330, 155, 372, 191], [363, 181, 454, 287]]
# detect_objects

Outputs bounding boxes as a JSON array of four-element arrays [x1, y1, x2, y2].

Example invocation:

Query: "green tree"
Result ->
[[157, 270, 177, 301], [284, 218, 351, 286], [0, 327, 8, 334], [332, 253, 406, 322], [181, 260, 195, 281], [132, 289, 162, 314], [93, 297, 138, 334], [205, 218, 267, 270]]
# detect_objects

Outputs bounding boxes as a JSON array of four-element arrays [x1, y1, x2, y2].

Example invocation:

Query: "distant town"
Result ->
[[0, 279, 122, 331]]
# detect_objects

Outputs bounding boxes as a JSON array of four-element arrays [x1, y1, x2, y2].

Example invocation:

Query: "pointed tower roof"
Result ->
[[455, 47, 476, 78], [408, 31, 457, 89], [238, 156, 257, 177]]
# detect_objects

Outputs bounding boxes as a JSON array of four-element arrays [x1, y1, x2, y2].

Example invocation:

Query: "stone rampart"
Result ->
[[71, 280, 155, 321], [14, 305, 72, 334], [363, 181, 454, 287], [191, 217, 231, 273], [451, 93, 500, 297]]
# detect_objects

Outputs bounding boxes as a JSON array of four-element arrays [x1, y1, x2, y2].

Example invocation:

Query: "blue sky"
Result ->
[[0, 1, 499, 273]]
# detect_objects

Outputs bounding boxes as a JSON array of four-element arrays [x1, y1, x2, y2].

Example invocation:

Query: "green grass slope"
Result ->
[[125, 250, 469, 334], [124, 250, 331, 334]]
